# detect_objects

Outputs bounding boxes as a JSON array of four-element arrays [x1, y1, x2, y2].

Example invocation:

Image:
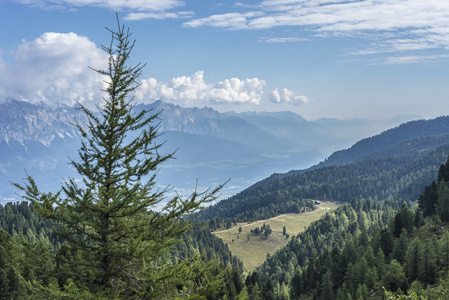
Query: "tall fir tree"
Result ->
[[14, 16, 225, 299]]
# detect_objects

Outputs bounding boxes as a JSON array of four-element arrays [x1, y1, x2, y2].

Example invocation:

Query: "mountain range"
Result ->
[[0, 99, 416, 203]]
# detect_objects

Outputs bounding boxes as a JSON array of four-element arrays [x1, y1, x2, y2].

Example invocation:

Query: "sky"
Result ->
[[0, 0, 449, 120]]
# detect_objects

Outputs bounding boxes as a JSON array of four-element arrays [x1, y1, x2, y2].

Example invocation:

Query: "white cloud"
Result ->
[[0, 34, 303, 109], [136, 71, 266, 105], [124, 11, 194, 21], [184, 0, 449, 56], [14, 0, 184, 11], [195, 0, 449, 32], [124, 12, 179, 21], [183, 12, 264, 29], [269, 88, 309, 106], [383, 54, 449, 65], [0, 32, 108, 107], [259, 37, 308, 43]]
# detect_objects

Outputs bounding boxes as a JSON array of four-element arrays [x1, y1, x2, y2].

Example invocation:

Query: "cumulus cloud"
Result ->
[[0, 34, 268, 108], [0, 32, 108, 107], [0, 33, 306, 109], [269, 88, 309, 106], [183, 0, 449, 56], [136, 71, 266, 105]]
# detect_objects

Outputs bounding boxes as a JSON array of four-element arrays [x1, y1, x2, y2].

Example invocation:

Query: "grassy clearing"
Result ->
[[213, 201, 340, 272]]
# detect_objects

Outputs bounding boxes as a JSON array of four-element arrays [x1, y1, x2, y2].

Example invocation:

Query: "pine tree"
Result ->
[[392, 229, 408, 264], [382, 259, 406, 292], [336, 284, 352, 300], [419, 180, 438, 217], [379, 228, 394, 258], [437, 180, 449, 222], [440, 232, 449, 271], [355, 284, 368, 300], [262, 278, 275, 300], [290, 268, 303, 299], [419, 238, 437, 285], [320, 270, 335, 300], [393, 205, 414, 238], [405, 238, 421, 282], [14, 17, 225, 299]]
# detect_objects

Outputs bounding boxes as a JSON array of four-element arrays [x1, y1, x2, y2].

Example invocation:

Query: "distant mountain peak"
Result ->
[[146, 100, 222, 119], [0, 99, 86, 147]]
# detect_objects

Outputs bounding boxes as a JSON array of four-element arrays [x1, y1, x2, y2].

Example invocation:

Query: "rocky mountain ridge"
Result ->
[[0, 100, 86, 148]]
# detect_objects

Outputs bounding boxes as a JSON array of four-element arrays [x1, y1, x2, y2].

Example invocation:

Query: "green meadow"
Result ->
[[213, 201, 340, 271]]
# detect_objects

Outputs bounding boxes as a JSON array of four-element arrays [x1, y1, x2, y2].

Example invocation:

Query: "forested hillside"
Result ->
[[312, 116, 449, 168], [0, 202, 61, 249], [4, 155, 449, 299], [237, 157, 449, 299], [200, 120, 449, 225], [3, 108, 449, 298]]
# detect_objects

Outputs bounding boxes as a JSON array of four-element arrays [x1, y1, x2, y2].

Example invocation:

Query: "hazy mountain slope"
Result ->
[[200, 117, 449, 221], [130, 101, 325, 196], [252, 118, 449, 191], [315, 116, 449, 168], [226, 111, 397, 155]]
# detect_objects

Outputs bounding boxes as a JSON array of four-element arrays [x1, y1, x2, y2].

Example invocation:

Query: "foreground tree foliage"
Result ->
[[13, 18, 226, 299], [0, 202, 244, 299]]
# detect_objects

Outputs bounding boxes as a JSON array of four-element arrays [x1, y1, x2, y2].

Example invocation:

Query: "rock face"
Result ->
[[0, 99, 85, 147], [0, 100, 89, 202]]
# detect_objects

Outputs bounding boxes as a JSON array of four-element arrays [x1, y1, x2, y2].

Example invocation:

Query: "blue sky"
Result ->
[[1, 0, 449, 120]]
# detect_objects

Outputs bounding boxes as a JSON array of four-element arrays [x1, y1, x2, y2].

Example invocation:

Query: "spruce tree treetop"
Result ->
[[14, 16, 225, 299]]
